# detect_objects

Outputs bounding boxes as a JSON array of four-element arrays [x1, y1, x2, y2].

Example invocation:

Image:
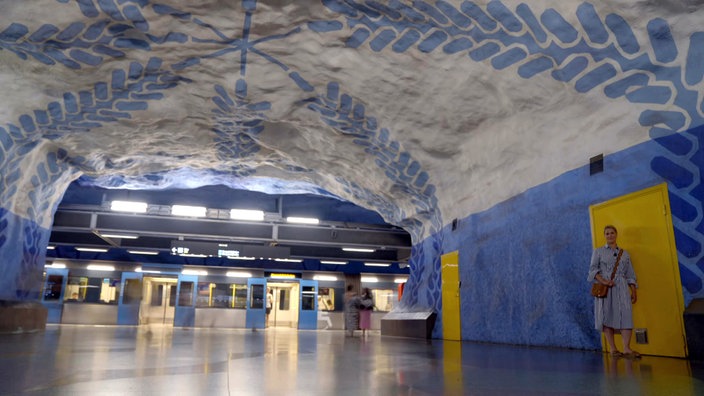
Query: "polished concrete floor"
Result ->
[[0, 325, 703, 395]]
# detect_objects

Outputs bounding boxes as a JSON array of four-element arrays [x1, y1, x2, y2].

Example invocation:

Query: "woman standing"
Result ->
[[344, 285, 361, 337], [358, 288, 374, 337], [588, 225, 640, 359]]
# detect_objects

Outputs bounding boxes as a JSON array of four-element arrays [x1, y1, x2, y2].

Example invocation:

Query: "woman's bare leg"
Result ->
[[603, 326, 619, 353]]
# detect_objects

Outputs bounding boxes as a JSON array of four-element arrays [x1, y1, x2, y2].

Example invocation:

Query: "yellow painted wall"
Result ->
[[590, 183, 687, 357]]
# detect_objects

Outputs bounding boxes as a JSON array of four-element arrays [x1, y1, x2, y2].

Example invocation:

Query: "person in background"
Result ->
[[344, 285, 361, 337], [588, 224, 640, 359], [358, 288, 374, 337], [266, 287, 274, 328]]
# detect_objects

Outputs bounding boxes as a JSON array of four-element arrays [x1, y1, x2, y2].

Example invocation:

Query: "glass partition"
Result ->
[[370, 288, 397, 312], [317, 287, 335, 311], [250, 284, 264, 309], [122, 278, 142, 304], [196, 282, 248, 308], [178, 281, 194, 307], [301, 286, 316, 311], [64, 276, 119, 303], [43, 274, 64, 301]]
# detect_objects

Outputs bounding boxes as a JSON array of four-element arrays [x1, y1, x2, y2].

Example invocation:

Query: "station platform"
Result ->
[[1, 325, 703, 395]]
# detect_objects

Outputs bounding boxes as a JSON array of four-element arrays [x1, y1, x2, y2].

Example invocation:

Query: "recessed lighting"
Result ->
[[226, 271, 252, 278], [394, 278, 408, 284], [361, 276, 378, 283], [110, 200, 147, 213], [182, 269, 208, 276], [320, 260, 347, 265], [342, 247, 375, 252], [128, 250, 159, 255], [286, 217, 319, 224], [101, 233, 138, 239], [86, 264, 115, 271], [45, 263, 66, 269], [76, 247, 108, 253], [275, 258, 302, 263], [171, 205, 207, 217], [230, 209, 264, 221], [313, 275, 337, 281], [364, 262, 390, 267], [135, 267, 161, 274]]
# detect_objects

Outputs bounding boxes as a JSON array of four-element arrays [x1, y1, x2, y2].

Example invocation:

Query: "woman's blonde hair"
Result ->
[[604, 224, 618, 234]]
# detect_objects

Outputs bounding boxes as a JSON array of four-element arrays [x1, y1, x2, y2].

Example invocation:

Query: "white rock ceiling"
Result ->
[[2, 1, 702, 240]]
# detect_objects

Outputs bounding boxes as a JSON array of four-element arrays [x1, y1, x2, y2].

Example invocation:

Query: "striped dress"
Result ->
[[587, 245, 638, 330]]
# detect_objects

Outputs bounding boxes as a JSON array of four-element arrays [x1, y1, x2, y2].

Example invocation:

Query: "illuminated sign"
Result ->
[[170, 241, 290, 258], [269, 273, 296, 279]]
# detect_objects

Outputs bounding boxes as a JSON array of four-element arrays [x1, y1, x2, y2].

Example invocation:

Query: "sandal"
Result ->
[[609, 351, 623, 357], [623, 351, 641, 359]]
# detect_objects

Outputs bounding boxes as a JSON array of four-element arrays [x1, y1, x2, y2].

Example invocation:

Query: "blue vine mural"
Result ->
[[0, 1, 703, 343]]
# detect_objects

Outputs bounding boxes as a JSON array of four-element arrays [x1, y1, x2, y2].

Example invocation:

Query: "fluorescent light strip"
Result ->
[[320, 260, 347, 265], [227, 256, 256, 261], [128, 250, 159, 255], [275, 258, 302, 263], [361, 276, 378, 283], [364, 262, 390, 267], [179, 253, 207, 258], [45, 263, 66, 269], [87, 264, 115, 271], [182, 269, 208, 276], [47, 246, 55, 250], [76, 247, 108, 253], [101, 234, 139, 239], [313, 275, 337, 281], [230, 209, 264, 221], [171, 205, 207, 217], [286, 216, 319, 224], [110, 200, 147, 213], [342, 247, 375, 252], [135, 267, 162, 274], [226, 271, 252, 278], [394, 278, 408, 284]]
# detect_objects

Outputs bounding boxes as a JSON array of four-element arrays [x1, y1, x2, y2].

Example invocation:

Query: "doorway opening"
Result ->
[[267, 281, 300, 328], [141, 276, 178, 325]]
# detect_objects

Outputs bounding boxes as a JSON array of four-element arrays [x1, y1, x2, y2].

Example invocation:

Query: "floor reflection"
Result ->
[[0, 325, 701, 395]]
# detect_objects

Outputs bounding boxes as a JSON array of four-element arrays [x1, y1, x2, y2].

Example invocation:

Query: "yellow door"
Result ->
[[589, 183, 687, 357], [441, 251, 461, 340]]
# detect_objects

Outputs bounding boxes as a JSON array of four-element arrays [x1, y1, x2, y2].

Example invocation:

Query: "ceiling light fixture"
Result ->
[[86, 264, 115, 271], [286, 216, 319, 224], [342, 247, 375, 252], [100, 233, 139, 239], [320, 260, 347, 265], [135, 267, 162, 274], [313, 275, 337, 281], [171, 205, 207, 217], [76, 247, 108, 253], [230, 209, 265, 221], [364, 262, 390, 267], [128, 250, 159, 255], [182, 269, 208, 276], [394, 278, 408, 284], [45, 263, 66, 269], [361, 276, 379, 283], [110, 200, 148, 213], [275, 258, 302, 263], [226, 271, 252, 278]]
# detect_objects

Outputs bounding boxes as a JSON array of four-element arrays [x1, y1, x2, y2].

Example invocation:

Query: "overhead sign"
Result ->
[[170, 240, 290, 259]]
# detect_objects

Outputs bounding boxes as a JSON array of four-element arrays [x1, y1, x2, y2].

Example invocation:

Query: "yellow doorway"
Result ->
[[589, 183, 687, 357], [441, 251, 461, 340]]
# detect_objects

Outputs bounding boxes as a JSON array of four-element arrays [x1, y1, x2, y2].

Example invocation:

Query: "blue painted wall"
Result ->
[[407, 126, 704, 348]]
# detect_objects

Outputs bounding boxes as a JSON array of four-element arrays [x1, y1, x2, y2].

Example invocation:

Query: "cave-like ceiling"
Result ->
[[2, 0, 702, 247]]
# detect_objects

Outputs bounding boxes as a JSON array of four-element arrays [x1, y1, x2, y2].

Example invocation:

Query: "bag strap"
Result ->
[[609, 249, 624, 280]]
